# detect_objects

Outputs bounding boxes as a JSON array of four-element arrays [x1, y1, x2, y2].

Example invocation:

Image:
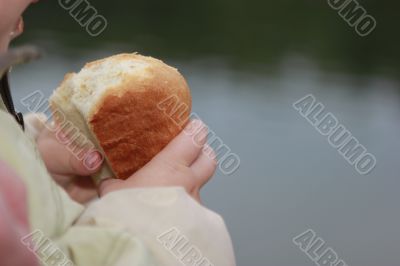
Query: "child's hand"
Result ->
[[99, 120, 216, 203], [37, 126, 103, 204]]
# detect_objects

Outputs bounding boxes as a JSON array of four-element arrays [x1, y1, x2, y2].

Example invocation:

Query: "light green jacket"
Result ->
[[0, 100, 236, 266]]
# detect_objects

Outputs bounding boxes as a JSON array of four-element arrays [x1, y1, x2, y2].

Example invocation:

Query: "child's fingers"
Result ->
[[190, 145, 217, 186], [156, 120, 208, 166], [37, 129, 103, 176]]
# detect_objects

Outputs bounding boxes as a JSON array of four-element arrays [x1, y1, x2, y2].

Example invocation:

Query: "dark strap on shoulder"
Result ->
[[0, 46, 41, 130], [0, 72, 24, 129]]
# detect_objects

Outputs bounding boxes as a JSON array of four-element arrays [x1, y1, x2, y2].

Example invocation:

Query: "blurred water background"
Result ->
[[10, 1, 400, 265]]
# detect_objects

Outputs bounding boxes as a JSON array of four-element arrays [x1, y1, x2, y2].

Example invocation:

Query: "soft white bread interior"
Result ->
[[50, 53, 192, 180]]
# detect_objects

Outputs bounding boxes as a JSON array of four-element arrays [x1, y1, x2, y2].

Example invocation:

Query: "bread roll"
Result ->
[[50, 53, 191, 180]]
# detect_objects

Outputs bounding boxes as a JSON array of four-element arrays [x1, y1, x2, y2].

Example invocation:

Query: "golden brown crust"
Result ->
[[88, 55, 191, 179]]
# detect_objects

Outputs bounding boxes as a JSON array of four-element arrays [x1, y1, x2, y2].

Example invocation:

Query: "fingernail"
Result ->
[[193, 125, 208, 146], [184, 120, 196, 133], [185, 120, 203, 135], [203, 145, 217, 160], [56, 130, 70, 144], [84, 151, 103, 170]]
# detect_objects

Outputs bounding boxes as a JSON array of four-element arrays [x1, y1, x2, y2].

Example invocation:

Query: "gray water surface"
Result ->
[[10, 52, 400, 266]]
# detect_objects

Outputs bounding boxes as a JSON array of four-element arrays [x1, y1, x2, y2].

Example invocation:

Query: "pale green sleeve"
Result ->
[[56, 227, 156, 266], [74, 187, 236, 266], [51, 187, 236, 266]]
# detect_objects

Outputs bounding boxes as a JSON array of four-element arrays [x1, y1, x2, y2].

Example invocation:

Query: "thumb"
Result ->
[[37, 129, 104, 176], [54, 148, 103, 176]]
